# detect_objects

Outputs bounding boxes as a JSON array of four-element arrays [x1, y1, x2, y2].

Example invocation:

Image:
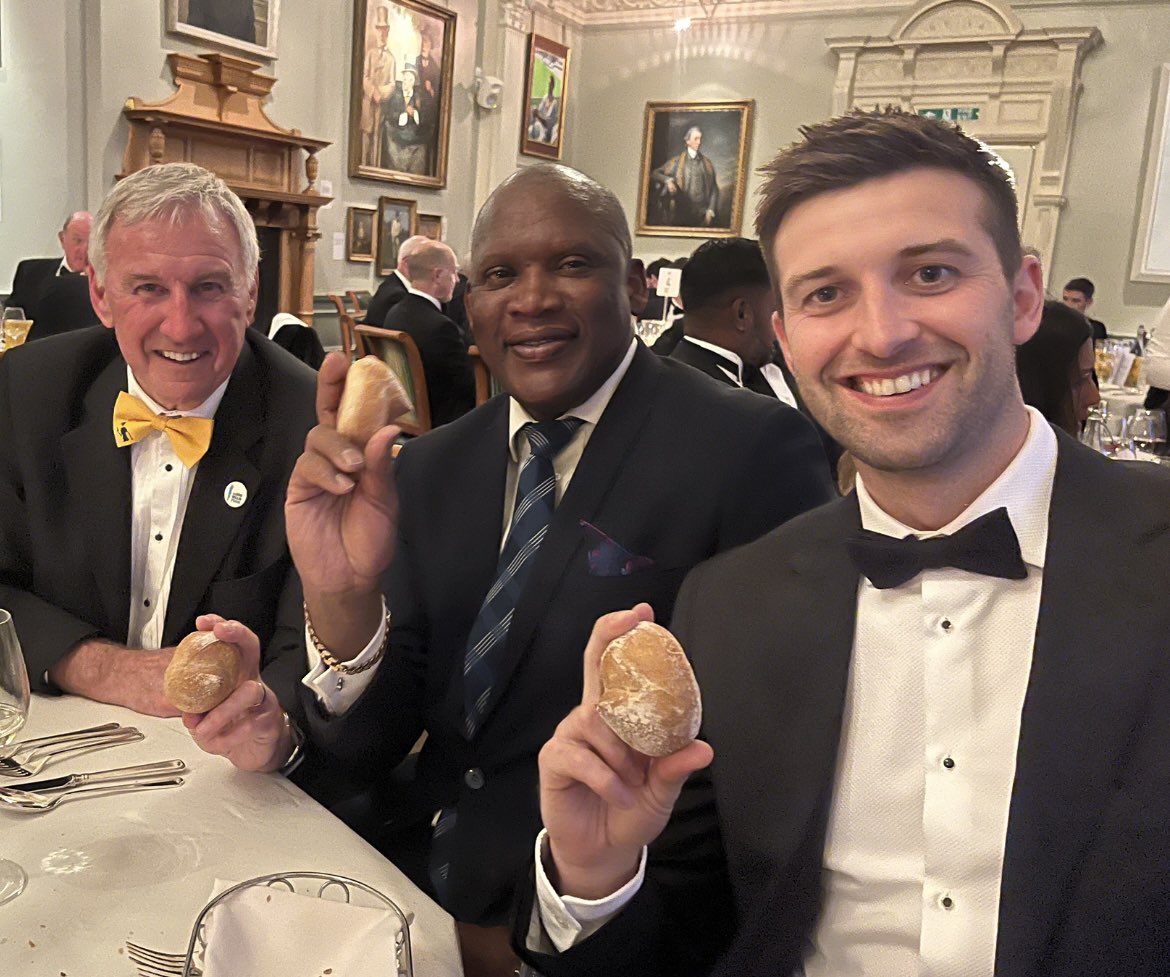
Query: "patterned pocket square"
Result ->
[[581, 520, 655, 577]]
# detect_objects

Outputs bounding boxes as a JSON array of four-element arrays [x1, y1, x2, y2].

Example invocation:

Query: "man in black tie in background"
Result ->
[[5, 211, 93, 324], [189, 161, 832, 976], [525, 110, 1170, 977], [361, 234, 428, 326]]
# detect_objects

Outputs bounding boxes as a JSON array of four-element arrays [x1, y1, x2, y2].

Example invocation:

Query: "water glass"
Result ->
[[0, 609, 29, 904], [1127, 409, 1168, 462]]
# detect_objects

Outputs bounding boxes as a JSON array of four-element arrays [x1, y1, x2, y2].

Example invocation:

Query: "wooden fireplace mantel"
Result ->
[[119, 52, 332, 324]]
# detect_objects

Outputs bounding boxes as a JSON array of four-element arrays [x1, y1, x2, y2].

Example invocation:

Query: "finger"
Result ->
[[316, 352, 350, 427], [290, 430, 365, 498], [360, 425, 402, 500], [541, 737, 636, 810], [207, 620, 262, 678], [645, 740, 715, 809], [194, 613, 226, 631], [189, 679, 277, 745], [581, 604, 655, 706], [564, 707, 647, 790]]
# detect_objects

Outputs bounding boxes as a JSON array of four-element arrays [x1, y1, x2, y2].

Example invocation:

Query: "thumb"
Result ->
[[646, 739, 714, 809]]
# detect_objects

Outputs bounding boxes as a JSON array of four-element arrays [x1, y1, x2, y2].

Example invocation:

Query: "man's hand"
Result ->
[[182, 616, 291, 772], [540, 604, 714, 900], [49, 640, 180, 717], [665, 178, 679, 195]]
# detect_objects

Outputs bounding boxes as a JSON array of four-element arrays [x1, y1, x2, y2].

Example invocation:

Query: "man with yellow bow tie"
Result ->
[[0, 163, 317, 718]]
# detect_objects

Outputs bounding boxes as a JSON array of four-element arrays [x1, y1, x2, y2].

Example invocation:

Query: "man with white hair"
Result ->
[[361, 234, 430, 327], [650, 125, 719, 227], [0, 162, 317, 722], [6, 210, 94, 323]]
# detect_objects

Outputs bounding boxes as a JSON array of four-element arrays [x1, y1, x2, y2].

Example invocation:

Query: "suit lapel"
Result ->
[[60, 356, 134, 641], [162, 342, 262, 642], [995, 436, 1166, 977]]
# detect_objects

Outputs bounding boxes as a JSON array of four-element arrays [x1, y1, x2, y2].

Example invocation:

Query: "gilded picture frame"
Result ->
[[520, 34, 570, 161], [635, 100, 754, 238], [166, 0, 281, 60], [376, 196, 418, 276], [346, 206, 377, 262], [417, 213, 444, 241], [349, 0, 457, 189]]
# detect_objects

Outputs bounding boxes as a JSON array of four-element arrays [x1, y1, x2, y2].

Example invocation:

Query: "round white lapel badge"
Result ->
[[223, 481, 248, 508]]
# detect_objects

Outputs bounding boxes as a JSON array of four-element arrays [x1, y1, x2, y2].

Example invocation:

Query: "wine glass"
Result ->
[[0, 609, 30, 904], [1128, 409, 1168, 463], [1, 306, 33, 353]]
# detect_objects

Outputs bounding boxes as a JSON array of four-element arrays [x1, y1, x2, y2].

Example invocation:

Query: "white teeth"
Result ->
[[160, 351, 200, 362], [858, 369, 937, 397]]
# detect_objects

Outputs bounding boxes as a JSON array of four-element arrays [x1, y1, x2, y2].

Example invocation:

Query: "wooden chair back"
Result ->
[[354, 325, 432, 436], [345, 290, 365, 316], [338, 312, 362, 360], [467, 345, 505, 404], [326, 293, 347, 318]]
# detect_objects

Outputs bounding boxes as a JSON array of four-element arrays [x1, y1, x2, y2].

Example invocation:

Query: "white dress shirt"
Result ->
[[124, 370, 229, 650], [535, 407, 1059, 973], [679, 336, 799, 409], [303, 338, 640, 713], [1140, 294, 1170, 390]]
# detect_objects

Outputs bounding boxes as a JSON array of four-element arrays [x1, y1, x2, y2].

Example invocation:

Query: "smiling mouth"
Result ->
[[157, 351, 202, 363], [851, 367, 941, 398]]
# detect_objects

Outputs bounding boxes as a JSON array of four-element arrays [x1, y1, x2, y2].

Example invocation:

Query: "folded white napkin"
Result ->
[[201, 878, 405, 977]]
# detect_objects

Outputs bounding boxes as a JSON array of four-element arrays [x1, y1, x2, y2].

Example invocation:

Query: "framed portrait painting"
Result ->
[[346, 206, 377, 262], [417, 213, 444, 241], [349, 0, 457, 189], [166, 0, 281, 60], [376, 196, 418, 276], [520, 34, 570, 161], [635, 100, 754, 238]]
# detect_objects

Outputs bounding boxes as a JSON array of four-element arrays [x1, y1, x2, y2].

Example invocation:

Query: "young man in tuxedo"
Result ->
[[525, 110, 1170, 977], [0, 164, 316, 719], [187, 162, 833, 976]]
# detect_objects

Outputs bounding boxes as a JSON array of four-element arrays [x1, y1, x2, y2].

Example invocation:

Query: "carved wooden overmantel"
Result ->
[[827, 0, 1101, 273], [119, 53, 332, 324]]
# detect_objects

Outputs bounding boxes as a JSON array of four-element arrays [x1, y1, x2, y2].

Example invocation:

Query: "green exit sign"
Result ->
[[918, 107, 981, 122]]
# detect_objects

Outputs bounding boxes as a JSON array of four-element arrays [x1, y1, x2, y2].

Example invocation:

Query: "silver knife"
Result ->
[[14, 759, 187, 793]]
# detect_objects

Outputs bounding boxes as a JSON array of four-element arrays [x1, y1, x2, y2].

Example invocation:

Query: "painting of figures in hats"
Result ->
[[349, 0, 457, 189]]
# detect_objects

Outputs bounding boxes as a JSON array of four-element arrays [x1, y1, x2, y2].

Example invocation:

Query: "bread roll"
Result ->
[[596, 621, 702, 757], [163, 630, 243, 713], [336, 356, 411, 446]]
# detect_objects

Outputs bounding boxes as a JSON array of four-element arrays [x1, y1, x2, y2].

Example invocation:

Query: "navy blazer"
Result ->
[[520, 431, 1170, 976], [300, 341, 834, 925]]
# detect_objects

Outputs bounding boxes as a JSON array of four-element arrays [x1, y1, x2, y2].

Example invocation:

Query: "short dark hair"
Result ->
[[1063, 277, 1095, 299], [646, 257, 672, 279], [680, 238, 771, 313], [1016, 299, 1092, 435], [756, 108, 1021, 290]]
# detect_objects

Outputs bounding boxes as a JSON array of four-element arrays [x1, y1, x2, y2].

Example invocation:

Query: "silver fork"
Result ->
[[125, 939, 192, 976], [0, 721, 122, 758], [0, 728, 144, 777], [0, 775, 185, 811]]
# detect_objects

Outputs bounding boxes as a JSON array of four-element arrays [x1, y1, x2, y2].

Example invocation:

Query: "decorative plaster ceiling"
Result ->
[[530, 0, 921, 29]]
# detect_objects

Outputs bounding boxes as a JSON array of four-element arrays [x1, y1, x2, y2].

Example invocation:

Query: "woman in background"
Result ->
[[1016, 299, 1100, 435]]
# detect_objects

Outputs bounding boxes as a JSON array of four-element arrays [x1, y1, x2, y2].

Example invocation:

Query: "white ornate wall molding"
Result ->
[[530, 0, 910, 30], [827, 0, 1101, 271]]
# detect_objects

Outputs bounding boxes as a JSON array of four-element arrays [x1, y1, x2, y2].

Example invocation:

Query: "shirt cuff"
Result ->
[[301, 603, 387, 715], [530, 828, 646, 953]]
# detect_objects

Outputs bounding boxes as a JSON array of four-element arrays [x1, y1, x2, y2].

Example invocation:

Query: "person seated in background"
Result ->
[[6, 211, 93, 323], [647, 257, 688, 355], [0, 162, 317, 719], [361, 234, 429, 326], [640, 256, 671, 321], [382, 239, 475, 427], [1016, 299, 1099, 435], [184, 161, 833, 977], [523, 108, 1170, 977], [1062, 276, 1107, 341], [28, 270, 101, 341], [444, 271, 472, 347]]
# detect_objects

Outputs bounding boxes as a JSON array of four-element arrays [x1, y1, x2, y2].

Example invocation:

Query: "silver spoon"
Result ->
[[0, 777, 186, 811]]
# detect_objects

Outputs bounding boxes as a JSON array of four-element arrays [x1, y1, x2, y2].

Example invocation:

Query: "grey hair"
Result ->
[[685, 126, 702, 142], [89, 163, 259, 282], [402, 239, 456, 282], [396, 234, 430, 268], [470, 162, 632, 267], [60, 211, 92, 234]]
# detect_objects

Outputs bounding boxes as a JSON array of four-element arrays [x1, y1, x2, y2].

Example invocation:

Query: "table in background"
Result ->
[[1098, 383, 1148, 417], [2, 695, 462, 976]]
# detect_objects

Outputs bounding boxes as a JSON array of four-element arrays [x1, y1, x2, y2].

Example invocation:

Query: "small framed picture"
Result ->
[[376, 196, 418, 276], [417, 212, 444, 241], [636, 100, 754, 238], [348, 0, 457, 189], [346, 206, 377, 262], [520, 34, 570, 161], [166, 0, 281, 60]]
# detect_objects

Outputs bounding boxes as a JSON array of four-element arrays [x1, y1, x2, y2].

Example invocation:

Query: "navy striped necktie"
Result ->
[[462, 417, 583, 739]]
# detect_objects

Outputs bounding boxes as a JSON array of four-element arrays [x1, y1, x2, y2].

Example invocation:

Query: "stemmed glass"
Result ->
[[1, 307, 33, 353], [1128, 409, 1168, 463], [0, 609, 30, 904]]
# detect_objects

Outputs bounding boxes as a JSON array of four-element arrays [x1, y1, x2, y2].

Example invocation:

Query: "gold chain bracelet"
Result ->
[[303, 599, 391, 675]]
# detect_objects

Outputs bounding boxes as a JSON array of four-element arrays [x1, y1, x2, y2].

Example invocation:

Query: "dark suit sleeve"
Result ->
[[419, 315, 475, 427]]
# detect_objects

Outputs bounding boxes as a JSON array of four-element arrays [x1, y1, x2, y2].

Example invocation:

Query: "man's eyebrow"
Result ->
[[781, 265, 839, 300], [781, 239, 979, 300]]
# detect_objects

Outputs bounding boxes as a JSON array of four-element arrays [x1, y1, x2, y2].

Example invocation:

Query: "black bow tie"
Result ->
[[846, 506, 1027, 590]]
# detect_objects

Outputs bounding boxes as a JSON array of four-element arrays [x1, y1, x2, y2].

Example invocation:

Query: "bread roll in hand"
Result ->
[[596, 621, 702, 757], [164, 630, 243, 713], [336, 356, 412, 446]]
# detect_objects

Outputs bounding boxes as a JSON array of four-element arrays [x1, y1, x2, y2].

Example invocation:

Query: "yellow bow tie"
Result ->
[[112, 391, 214, 468]]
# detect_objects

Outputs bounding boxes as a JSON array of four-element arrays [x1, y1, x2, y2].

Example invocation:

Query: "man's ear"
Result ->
[[1011, 254, 1045, 346], [88, 265, 116, 331], [732, 297, 750, 332], [772, 309, 795, 372]]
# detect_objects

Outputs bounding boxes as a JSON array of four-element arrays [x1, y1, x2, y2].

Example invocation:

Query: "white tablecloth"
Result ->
[[1, 695, 462, 976], [1099, 384, 1148, 417]]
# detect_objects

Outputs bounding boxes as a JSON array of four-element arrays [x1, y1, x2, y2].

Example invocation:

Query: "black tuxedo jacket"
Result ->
[[30, 273, 100, 340], [382, 292, 475, 427], [521, 431, 1170, 976], [362, 272, 408, 326], [669, 336, 744, 386], [7, 257, 65, 323], [300, 342, 834, 925], [0, 327, 318, 711]]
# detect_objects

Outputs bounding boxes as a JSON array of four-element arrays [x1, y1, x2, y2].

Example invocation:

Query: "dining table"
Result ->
[[1, 694, 463, 976]]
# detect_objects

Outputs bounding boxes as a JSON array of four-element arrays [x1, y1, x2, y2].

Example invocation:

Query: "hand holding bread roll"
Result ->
[[596, 621, 701, 757], [336, 356, 412, 446], [164, 630, 244, 714]]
